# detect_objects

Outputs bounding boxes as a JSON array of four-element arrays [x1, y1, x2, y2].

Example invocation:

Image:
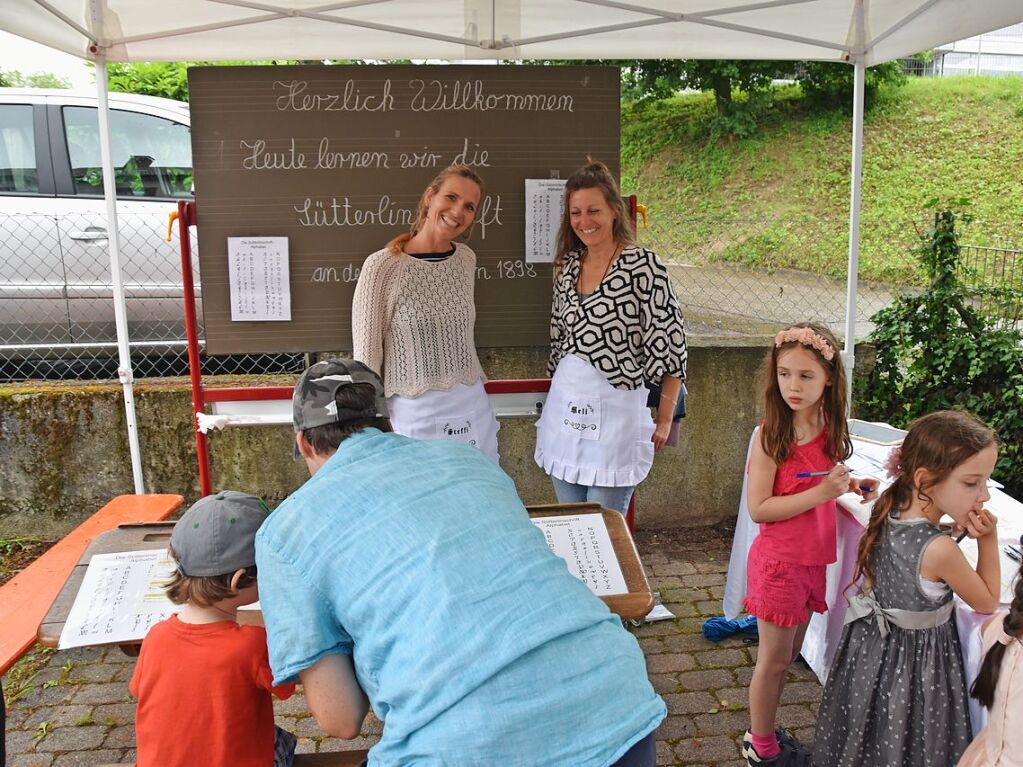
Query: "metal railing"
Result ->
[[958, 244, 1023, 329]]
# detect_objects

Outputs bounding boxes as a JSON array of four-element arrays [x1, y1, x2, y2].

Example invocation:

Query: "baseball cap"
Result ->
[[293, 358, 388, 433], [170, 491, 269, 577]]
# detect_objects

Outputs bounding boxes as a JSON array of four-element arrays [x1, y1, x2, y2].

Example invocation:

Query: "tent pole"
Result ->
[[843, 56, 865, 412], [95, 53, 146, 493]]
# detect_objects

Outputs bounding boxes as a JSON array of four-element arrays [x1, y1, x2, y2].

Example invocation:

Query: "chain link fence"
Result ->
[[0, 212, 304, 382], [1, 209, 1019, 381], [639, 210, 1022, 340]]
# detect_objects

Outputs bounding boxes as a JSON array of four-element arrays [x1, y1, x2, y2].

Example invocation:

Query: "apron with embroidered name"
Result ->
[[535, 354, 654, 487], [387, 378, 499, 462]]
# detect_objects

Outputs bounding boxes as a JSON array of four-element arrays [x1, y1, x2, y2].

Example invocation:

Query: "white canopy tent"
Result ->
[[3, 0, 1022, 493]]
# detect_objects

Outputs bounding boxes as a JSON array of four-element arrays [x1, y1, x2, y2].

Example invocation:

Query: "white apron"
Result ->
[[387, 378, 500, 463], [534, 354, 655, 487]]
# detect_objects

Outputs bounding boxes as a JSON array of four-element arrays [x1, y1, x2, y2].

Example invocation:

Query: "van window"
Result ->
[[0, 105, 39, 193], [63, 106, 192, 199]]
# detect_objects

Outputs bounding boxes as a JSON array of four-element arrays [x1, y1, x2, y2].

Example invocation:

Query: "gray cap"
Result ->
[[293, 358, 388, 433], [170, 491, 269, 577]]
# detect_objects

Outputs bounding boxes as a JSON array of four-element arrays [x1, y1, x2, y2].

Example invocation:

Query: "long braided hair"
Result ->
[[971, 558, 1023, 708], [852, 410, 998, 590]]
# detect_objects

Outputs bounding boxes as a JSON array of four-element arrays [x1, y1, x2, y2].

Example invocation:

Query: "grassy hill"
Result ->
[[621, 76, 1023, 285]]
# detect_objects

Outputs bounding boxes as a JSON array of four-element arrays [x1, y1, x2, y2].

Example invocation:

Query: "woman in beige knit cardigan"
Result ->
[[351, 164, 499, 462]]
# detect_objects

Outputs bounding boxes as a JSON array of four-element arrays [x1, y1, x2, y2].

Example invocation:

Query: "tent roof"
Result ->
[[3, 1, 1022, 67]]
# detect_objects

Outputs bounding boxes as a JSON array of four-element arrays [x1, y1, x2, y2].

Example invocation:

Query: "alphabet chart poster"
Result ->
[[524, 178, 566, 263], [59, 549, 181, 649], [531, 514, 628, 596], [228, 236, 291, 321]]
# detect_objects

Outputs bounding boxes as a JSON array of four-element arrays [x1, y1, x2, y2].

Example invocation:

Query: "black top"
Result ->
[[409, 246, 456, 263], [548, 245, 687, 390]]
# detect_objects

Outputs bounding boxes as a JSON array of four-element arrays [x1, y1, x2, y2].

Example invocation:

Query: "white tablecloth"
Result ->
[[723, 431, 1023, 734]]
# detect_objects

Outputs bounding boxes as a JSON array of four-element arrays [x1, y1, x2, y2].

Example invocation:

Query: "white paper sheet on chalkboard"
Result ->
[[59, 549, 182, 649], [228, 236, 291, 321], [531, 513, 628, 596], [524, 179, 567, 264]]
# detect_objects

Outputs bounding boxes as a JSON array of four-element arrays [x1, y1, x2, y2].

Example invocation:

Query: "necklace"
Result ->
[[581, 244, 620, 293]]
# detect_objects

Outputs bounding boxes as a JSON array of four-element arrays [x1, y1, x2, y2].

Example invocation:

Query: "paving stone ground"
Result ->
[[2, 525, 822, 766]]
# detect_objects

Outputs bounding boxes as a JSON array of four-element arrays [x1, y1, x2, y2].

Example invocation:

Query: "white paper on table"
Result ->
[[58, 549, 181, 649], [228, 236, 291, 321], [524, 179, 566, 263], [531, 513, 628, 596]]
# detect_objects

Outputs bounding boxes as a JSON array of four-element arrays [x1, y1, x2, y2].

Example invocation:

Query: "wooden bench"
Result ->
[[0, 494, 183, 675], [97, 751, 370, 766]]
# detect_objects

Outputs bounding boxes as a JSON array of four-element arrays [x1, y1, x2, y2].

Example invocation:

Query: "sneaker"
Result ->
[[742, 731, 812, 766], [742, 729, 804, 753]]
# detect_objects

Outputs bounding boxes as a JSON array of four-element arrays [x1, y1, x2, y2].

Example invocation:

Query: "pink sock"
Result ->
[[752, 731, 781, 759]]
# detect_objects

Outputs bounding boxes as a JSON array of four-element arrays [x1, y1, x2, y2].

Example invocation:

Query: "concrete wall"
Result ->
[[1, 338, 820, 538]]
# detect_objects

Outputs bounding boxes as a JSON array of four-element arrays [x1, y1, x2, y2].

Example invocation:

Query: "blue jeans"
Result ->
[[611, 731, 656, 767], [551, 477, 635, 516]]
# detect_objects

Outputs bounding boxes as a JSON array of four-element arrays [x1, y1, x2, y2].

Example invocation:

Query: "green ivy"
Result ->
[[856, 205, 1023, 495]]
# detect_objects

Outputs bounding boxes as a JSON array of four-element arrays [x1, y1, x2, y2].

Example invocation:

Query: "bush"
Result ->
[[856, 206, 1023, 495], [797, 61, 906, 109]]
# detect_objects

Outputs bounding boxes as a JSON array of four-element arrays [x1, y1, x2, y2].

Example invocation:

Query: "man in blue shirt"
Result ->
[[256, 359, 665, 766]]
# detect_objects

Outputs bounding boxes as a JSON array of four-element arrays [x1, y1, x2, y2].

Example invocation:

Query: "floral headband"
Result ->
[[884, 447, 902, 479], [774, 327, 835, 361]]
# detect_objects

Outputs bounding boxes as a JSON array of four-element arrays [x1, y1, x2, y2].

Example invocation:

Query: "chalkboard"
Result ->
[[188, 64, 621, 355]]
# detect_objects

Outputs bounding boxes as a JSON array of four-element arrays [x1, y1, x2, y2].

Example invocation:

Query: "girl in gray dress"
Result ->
[[815, 411, 1003, 767]]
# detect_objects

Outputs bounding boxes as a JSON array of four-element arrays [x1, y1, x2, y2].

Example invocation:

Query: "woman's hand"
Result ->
[[652, 374, 682, 451], [652, 418, 672, 451]]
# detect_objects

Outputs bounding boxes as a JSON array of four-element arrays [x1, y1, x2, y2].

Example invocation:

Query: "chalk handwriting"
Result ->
[[410, 79, 574, 113], [310, 264, 362, 283], [474, 194, 504, 240], [294, 196, 415, 228], [240, 138, 306, 170], [274, 79, 394, 112], [316, 138, 389, 169], [452, 137, 490, 167]]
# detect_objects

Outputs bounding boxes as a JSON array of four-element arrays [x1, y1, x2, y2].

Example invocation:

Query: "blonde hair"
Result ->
[[387, 164, 484, 255], [553, 159, 635, 275], [758, 322, 851, 466]]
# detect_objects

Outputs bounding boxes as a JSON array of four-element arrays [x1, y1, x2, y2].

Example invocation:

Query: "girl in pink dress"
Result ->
[[742, 323, 879, 766], [960, 558, 1023, 766]]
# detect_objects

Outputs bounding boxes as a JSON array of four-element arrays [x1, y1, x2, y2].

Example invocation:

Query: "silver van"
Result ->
[[0, 88, 193, 355]]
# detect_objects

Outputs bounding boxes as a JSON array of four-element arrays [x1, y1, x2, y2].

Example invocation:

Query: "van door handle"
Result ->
[[69, 229, 108, 241]]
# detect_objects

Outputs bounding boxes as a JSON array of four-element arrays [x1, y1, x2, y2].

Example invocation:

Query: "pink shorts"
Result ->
[[743, 538, 828, 627]]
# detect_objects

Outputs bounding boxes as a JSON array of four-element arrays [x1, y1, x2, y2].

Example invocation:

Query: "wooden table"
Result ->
[[37, 522, 175, 649], [38, 502, 654, 649]]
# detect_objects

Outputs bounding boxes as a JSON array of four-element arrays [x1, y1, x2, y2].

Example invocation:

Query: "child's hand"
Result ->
[[820, 464, 851, 500], [850, 476, 880, 503], [956, 508, 999, 539]]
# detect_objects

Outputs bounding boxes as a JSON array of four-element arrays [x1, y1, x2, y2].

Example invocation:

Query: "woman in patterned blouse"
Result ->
[[534, 160, 687, 514]]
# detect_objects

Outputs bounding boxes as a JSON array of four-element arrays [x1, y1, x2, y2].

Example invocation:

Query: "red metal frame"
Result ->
[[176, 200, 637, 532]]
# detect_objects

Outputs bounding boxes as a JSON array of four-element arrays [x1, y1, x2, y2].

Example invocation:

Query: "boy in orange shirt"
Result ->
[[130, 491, 296, 766]]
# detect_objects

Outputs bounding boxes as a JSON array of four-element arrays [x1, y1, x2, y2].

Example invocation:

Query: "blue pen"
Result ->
[[796, 469, 875, 493]]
